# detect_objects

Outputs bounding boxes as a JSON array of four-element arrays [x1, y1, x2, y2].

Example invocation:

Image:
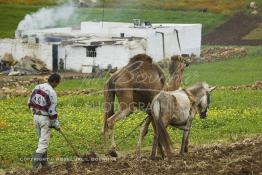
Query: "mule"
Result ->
[[150, 82, 216, 160]]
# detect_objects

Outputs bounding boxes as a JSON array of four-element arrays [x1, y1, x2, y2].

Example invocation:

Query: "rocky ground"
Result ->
[[5, 136, 262, 175], [1, 78, 261, 98], [0, 72, 101, 97], [200, 47, 247, 62]]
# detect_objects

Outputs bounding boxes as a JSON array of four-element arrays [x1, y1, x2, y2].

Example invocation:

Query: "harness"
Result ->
[[182, 89, 197, 116]]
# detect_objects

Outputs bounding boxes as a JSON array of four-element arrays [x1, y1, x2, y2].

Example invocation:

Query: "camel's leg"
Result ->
[[111, 129, 116, 149], [106, 108, 133, 149], [106, 89, 134, 151], [107, 108, 133, 129], [136, 116, 151, 157]]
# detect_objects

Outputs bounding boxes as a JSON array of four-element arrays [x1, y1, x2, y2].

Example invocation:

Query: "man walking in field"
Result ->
[[28, 73, 61, 168]]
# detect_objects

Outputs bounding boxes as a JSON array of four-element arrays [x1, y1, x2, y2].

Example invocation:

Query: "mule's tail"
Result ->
[[151, 93, 172, 158], [103, 78, 115, 133]]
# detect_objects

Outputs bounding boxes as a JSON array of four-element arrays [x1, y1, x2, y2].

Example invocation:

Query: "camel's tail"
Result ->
[[151, 92, 172, 158], [103, 78, 115, 133]]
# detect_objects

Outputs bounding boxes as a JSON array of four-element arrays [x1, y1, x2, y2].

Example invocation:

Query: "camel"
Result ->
[[102, 53, 188, 156]]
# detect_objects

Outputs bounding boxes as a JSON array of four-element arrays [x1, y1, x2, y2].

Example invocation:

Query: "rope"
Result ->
[[116, 117, 148, 146]]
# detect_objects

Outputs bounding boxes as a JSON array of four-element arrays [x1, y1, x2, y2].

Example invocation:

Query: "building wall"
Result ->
[[181, 25, 202, 57], [0, 39, 53, 70], [146, 33, 164, 61], [58, 46, 90, 72], [96, 43, 145, 69], [81, 22, 202, 57], [161, 30, 181, 57], [96, 45, 129, 69], [0, 23, 202, 72]]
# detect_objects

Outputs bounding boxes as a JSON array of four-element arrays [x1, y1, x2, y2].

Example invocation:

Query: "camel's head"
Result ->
[[169, 55, 190, 75]]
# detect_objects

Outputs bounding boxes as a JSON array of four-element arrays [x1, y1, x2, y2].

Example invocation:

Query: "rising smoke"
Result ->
[[16, 2, 77, 31]]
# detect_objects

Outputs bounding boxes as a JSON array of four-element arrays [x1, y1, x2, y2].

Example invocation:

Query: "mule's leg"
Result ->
[[160, 119, 173, 161], [180, 118, 193, 155], [150, 117, 158, 160], [184, 130, 190, 153], [136, 116, 151, 157], [158, 142, 165, 159], [150, 131, 158, 160], [180, 129, 190, 155], [151, 136, 166, 160], [150, 118, 165, 160]]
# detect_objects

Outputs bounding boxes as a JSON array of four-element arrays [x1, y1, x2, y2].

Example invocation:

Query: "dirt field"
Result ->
[[6, 136, 262, 175], [203, 13, 262, 45]]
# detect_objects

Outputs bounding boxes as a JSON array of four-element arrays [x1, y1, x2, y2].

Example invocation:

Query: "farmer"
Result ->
[[28, 73, 61, 168]]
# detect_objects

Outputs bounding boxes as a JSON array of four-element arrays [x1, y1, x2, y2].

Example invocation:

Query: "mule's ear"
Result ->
[[209, 86, 217, 92]]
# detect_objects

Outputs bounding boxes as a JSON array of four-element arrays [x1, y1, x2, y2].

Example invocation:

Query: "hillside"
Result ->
[[0, 4, 225, 38], [0, 0, 261, 39], [1, 0, 261, 13], [203, 13, 262, 45]]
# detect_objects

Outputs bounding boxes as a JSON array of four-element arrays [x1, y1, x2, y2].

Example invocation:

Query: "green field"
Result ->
[[0, 46, 262, 169], [0, 3, 225, 38], [1, 0, 262, 38]]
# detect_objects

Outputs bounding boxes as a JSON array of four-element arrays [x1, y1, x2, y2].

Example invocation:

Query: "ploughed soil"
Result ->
[[203, 13, 262, 45], [6, 136, 262, 175]]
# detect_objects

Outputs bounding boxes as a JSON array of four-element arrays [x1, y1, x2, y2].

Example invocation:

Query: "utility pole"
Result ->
[[102, 0, 105, 28]]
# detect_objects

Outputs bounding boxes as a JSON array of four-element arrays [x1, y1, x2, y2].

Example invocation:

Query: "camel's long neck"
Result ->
[[163, 63, 185, 91]]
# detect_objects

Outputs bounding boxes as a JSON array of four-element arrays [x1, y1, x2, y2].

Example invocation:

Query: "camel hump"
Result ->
[[128, 54, 153, 64]]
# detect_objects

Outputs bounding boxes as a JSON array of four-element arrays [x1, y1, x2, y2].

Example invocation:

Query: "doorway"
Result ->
[[52, 44, 58, 72]]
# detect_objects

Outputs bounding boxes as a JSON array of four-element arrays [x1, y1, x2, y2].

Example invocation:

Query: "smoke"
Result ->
[[16, 3, 76, 31]]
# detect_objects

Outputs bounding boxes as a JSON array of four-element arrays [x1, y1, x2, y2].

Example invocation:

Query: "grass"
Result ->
[[0, 0, 261, 38], [0, 0, 54, 5], [184, 56, 262, 86], [1, 48, 262, 169], [0, 4, 41, 38], [183, 46, 262, 86], [243, 24, 262, 40], [1, 90, 262, 169], [72, 8, 225, 34], [0, 3, 225, 38], [2, 0, 261, 13]]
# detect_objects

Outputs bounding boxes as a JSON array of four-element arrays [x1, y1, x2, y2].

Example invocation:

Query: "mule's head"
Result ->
[[197, 85, 216, 119]]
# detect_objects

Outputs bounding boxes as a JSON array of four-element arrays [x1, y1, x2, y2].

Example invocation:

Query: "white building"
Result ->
[[0, 21, 202, 73]]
